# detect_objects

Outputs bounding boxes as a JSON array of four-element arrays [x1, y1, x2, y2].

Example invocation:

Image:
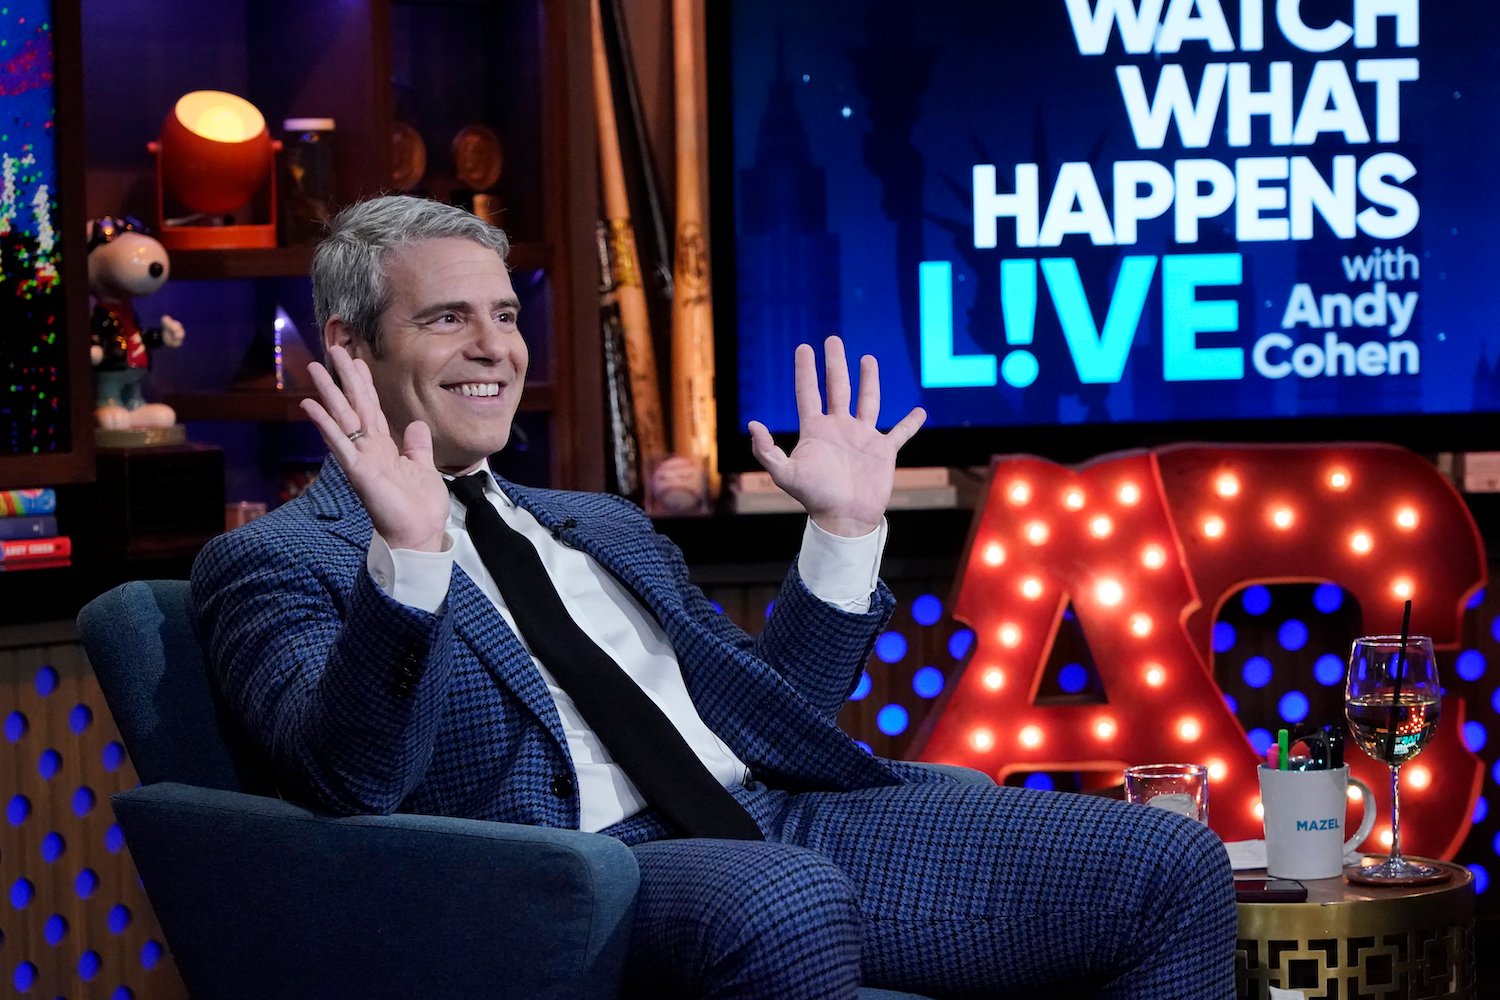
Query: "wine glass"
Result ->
[[1345, 635, 1442, 880]]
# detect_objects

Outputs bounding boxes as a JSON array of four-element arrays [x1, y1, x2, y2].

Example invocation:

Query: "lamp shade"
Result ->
[[158, 90, 274, 215]]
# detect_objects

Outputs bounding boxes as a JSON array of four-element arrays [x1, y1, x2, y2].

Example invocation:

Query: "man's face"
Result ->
[[339, 237, 527, 474]]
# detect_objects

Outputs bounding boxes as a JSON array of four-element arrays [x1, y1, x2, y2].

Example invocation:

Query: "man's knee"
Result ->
[[631, 842, 863, 997], [1145, 812, 1235, 924], [709, 847, 862, 964]]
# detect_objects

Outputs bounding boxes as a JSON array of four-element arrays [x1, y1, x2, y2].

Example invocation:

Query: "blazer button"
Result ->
[[550, 775, 575, 798]]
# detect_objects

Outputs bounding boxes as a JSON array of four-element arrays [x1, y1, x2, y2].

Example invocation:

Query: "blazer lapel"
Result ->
[[500, 481, 680, 621], [447, 569, 571, 753], [312, 458, 570, 754]]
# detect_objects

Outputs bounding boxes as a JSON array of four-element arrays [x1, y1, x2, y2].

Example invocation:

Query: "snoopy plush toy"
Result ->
[[87, 216, 185, 429]]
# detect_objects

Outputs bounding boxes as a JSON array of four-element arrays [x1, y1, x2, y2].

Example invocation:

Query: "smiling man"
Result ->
[[191, 195, 1236, 999]]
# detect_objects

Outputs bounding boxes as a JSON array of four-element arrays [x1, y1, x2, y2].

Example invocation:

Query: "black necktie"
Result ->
[[448, 475, 763, 840]]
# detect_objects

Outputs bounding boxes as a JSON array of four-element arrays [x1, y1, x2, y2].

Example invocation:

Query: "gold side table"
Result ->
[[1236, 860, 1475, 999]]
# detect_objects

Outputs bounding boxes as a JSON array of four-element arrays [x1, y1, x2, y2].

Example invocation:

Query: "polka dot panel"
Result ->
[[0, 638, 187, 998]]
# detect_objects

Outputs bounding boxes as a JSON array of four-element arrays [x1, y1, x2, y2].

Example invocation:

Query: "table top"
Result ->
[[1237, 859, 1473, 906]]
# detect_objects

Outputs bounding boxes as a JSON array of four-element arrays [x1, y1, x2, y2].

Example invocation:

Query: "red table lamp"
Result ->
[[149, 90, 281, 250]]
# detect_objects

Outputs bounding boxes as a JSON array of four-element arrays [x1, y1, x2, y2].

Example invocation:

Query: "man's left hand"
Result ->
[[748, 336, 925, 537]]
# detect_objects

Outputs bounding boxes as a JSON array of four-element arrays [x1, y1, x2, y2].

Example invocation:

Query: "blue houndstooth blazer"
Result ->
[[191, 458, 902, 828]]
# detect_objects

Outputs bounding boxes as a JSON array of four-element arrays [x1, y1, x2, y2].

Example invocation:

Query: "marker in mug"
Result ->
[[1277, 728, 1290, 771]]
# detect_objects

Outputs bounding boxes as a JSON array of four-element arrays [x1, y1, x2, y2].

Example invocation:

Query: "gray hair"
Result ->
[[311, 195, 511, 357]]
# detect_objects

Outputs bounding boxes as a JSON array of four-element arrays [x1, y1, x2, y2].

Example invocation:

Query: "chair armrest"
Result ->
[[112, 783, 638, 1000]]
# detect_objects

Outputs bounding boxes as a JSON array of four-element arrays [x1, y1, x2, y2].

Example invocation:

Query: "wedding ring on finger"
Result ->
[[347, 428, 366, 442]]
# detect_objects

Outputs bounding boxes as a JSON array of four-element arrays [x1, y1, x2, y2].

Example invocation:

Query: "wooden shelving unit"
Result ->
[[84, 0, 601, 492]]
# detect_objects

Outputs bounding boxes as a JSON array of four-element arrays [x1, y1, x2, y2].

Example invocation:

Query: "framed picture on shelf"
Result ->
[[0, 0, 94, 488]]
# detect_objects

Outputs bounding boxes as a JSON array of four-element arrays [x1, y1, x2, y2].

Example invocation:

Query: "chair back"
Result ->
[[78, 579, 277, 795]]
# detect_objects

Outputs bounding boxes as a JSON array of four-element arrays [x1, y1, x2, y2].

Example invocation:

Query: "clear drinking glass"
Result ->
[[1123, 763, 1209, 824], [1345, 635, 1442, 880]]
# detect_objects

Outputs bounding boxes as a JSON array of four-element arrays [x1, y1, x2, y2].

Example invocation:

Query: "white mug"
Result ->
[[1258, 764, 1376, 880]]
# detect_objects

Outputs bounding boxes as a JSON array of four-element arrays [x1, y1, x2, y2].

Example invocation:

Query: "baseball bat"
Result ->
[[670, 0, 720, 495], [599, 0, 675, 353], [595, 219, 642, 499], [591, 0, 668, 465]]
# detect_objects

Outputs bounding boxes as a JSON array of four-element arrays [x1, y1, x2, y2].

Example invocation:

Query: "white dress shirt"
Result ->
[[365, 466, 886, 832]]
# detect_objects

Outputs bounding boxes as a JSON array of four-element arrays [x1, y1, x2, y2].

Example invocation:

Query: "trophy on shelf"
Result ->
[[451, 123, 504, 226]]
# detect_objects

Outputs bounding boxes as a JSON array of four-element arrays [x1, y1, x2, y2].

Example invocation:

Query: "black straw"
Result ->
[[1385, 600, 1413, 763]]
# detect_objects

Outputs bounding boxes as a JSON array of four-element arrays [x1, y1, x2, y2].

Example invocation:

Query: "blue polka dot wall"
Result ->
[[0, 640, 186, 998]]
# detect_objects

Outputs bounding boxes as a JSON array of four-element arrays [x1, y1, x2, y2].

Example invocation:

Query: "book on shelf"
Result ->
[[731, 484, 960, 514], [734, 467, 953, 495], [0, 487, 56, 517], [0, 515, 58, 540], [0, 536, 71, 562], [0, 557, 70, 573]]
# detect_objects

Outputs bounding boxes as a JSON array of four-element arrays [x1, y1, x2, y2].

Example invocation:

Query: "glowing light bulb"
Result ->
[[1093, 717, 1117, 740], [1008, 481, 1032, 505], [1020, 577, 1043, 600], [1215, 473, 1240, 498], [970, 728, 995, 752], [983, 542, 1006, 566], [1392, 578, 1414, 600], [1406, 766, 1431, 790], [1144, 664, 1166, 687], [1350, 531, 1373, 555], [1177, 717, 1202, 741], [982, 667, 1005, 691], [1024, 521, 1050, 546], [1063, 488, 1085, 510], [1094, 578, 1124, 607], [1117, 482, 1141, 505], [1346, 785, 1363, 801], [1141, 544, 1167, 569], [1206, 758, 1227, 781], [1089, 515, 1114, 538], [998, 623, 1022, 648], [1395, 506, 1418, 530], [1379, 829, 1393, 849], [1129, 613, 1153, 637], [1270, 506, 1294, 529], [1252, 800, 1264, 820], [1202, 516, 1226, 540], [1019, 725, 1043, 749], [191, 105, 259, 142], [1328, 468, 1351, 490]]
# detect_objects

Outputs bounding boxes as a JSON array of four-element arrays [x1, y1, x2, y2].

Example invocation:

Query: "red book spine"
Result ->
[[0, 536, 72, 561]]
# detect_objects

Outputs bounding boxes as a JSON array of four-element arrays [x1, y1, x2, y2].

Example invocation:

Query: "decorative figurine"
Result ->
[[86, 216, 185, 430]]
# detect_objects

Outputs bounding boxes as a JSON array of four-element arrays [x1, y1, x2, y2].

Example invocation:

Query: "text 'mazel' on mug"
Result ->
[[1258, 764, 1376, 880]]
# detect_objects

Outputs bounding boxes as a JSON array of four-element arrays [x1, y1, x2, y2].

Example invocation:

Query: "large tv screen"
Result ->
[[709, 0, 1500, 467]]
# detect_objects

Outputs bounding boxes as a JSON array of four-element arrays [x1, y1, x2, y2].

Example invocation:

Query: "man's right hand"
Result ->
[[301, 345, 451, 552]]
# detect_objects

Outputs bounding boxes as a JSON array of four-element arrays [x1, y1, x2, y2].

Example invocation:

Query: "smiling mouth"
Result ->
[[445, 382, 503, 397]]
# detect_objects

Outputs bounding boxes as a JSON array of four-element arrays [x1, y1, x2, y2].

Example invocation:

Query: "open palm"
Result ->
[[301, 345, 451, 552], [748, 337, 925, 538]]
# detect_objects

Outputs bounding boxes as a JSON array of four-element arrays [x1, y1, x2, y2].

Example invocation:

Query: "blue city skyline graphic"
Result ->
[[726, 1, 1500, 436]]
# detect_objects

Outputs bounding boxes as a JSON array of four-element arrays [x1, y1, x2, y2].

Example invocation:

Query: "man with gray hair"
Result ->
[[193, 194, 1236, 998]]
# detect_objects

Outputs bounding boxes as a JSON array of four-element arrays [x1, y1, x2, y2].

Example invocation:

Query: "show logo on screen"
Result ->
[[717, 0, 1500, 461], [928, 0, 1420, 392]]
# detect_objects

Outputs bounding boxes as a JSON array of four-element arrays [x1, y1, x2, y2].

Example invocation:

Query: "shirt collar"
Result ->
[[442, 461, 516, 508]]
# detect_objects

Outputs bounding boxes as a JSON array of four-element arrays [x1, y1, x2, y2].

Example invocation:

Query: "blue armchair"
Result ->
[[79, 579, 962, 1000]]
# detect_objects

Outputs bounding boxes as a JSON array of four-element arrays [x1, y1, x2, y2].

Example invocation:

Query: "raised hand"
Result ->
[[748, 336, 925, 537], [301, 345, 451, 552]]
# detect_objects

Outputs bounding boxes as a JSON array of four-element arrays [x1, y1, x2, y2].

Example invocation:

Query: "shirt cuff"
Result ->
[[798, 518, 887, 613], [367, 532, 456, 614]]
